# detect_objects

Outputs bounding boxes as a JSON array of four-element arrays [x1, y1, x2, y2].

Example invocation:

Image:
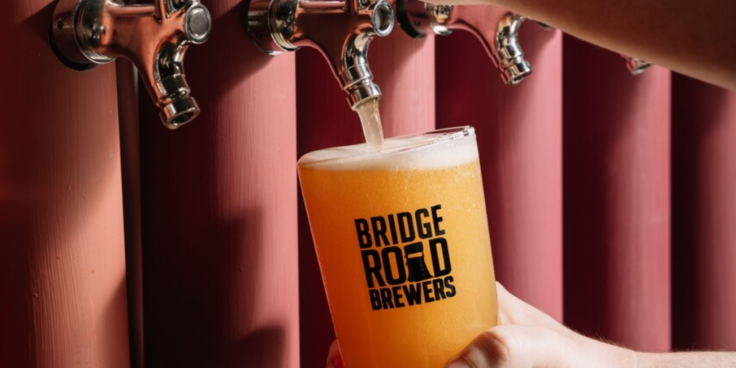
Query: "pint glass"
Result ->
[[298, 126, 498, 368]]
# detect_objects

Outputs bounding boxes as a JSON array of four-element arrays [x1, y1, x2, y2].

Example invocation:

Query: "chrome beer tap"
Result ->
[[621, 55, 652, 75], [396, 0, 532, 84], [50, 0, 212, 129], [247, 0, 395, 109], [533, 23, 652, 76]]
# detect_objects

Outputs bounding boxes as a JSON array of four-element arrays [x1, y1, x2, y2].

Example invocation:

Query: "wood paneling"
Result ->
[[563, 36, 671, 351], [436, 25, 564, 321], [138, 0, 299, 366], [0, 1, 130, 366], [672, 75, 736, 350], [117, 59, 144, 368]]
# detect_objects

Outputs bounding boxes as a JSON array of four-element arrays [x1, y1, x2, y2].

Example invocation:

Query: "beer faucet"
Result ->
[[534, 23, 652, 76], [247, 0, 395, 109], [622, 55, 652, 75], [396, 0, 532, 85], [50, 0, 212, 129]]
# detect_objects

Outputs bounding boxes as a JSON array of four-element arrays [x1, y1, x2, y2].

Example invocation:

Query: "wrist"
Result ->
[[634, 352, 658, 368], [606, 344, 639, 368], [575, 335, 639, 368]]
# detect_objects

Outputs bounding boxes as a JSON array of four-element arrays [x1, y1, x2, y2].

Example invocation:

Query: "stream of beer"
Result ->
[[356, 99, 385, 151]]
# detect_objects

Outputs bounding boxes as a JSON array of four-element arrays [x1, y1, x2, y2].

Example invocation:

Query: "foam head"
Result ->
[[298, 126, 479, 171]]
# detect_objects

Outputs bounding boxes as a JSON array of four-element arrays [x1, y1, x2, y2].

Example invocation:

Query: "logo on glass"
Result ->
[[355, 204, 457, 311]]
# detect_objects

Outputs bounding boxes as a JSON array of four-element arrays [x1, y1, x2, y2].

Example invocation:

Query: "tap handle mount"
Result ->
[[50, 0, 212, 129], [397, 0, 531, 85], [247, 0, 395, 109]]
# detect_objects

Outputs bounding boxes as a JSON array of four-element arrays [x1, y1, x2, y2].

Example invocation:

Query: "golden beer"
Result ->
[[298, 127, 498, 368]]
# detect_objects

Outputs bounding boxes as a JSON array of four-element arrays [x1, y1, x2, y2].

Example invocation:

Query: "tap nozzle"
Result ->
[[247, 0, 395, 110], [50, 0, 212, 129], [397, 0, 532, 85], [621, 55, 652, 76]]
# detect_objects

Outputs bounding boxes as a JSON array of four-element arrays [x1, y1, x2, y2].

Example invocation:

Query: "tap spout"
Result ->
[[622, 55, 652, 75], [397, 0, 532, 85], [247, 0, 394, 109], [50, 0, 212, 129]]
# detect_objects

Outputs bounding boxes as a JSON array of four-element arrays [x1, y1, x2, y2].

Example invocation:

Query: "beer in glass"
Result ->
[[298, 126, 498, 367]]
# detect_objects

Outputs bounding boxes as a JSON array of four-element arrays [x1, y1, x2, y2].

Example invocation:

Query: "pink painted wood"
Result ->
[[116, 59, 145, 368], [435, 25, 564, 321], [297, 32, 436, 367], [672, 75, 736, 350], [0, 1, 131, 366], [563, 36, 671, 351], [136, 0, 299, 366]]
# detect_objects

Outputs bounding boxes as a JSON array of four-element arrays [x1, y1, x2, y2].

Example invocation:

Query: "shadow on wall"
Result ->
[[671, 74, 732, 350], [140, 184, 289, 366], [563, 35, 672, 351], [139, 0, 297, 362], [230, 325, 286, 367], [2, 1, 130, 367], [188, 0, 272, 102]]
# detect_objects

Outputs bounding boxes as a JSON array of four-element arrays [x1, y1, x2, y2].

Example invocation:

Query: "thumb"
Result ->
[[444, 325, 574, 368], [326, 340, 344, 368]]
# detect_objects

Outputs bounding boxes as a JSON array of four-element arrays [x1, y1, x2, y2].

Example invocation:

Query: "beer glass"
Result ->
[[298, 126, 498, 368]]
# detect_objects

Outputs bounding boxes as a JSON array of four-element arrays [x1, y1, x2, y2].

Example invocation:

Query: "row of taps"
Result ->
[[49, 0, 651, 129]]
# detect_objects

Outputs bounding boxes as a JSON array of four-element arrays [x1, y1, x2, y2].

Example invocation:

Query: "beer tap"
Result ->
[[622, 55, 652, 75], [247, 0, 395, 110], [534, 23, 652, 76], [396, 0, 532, 85], [50, 0, 212, 129]]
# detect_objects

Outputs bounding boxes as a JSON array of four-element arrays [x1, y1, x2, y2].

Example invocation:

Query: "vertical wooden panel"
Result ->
[[138, 0, 299, 366], [116, 60, 144, 368], [297, 32, 436, 367], [436, 25, 564, 321], [672, 75, 736, 350], [563, 36, 671, 351], [0, 1, 131, 367]]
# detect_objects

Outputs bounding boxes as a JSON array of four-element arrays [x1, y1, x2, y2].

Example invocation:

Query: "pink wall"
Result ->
[[563, 36, 671, 351], [0, 1, 130, 366], [436, 25, 564, 321], [297, 31, 437, 368], [137, 0, 300, 366], [672, 75, 736, 350]]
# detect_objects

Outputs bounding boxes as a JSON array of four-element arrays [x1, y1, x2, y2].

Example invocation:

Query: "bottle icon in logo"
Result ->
[[404, 242, 434, 282]]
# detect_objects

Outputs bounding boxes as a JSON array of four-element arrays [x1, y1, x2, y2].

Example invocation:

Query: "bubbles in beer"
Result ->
[[356, 98, 384, 151]]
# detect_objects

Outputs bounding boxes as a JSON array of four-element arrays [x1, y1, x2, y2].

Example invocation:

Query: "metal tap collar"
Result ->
[[185, 5, 213, 44], [372, 1, 395, 37]]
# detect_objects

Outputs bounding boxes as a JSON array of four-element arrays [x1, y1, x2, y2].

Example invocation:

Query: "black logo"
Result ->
[[404, 242, 434, 282], [355, 205, 457, 311]]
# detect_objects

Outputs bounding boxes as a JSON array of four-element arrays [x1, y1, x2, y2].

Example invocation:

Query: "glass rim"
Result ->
[[298, 125, 475, 168]]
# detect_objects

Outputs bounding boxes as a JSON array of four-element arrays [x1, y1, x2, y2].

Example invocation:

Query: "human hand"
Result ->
[[326, 282, 637, 368], [442, 283, 636, 367]]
